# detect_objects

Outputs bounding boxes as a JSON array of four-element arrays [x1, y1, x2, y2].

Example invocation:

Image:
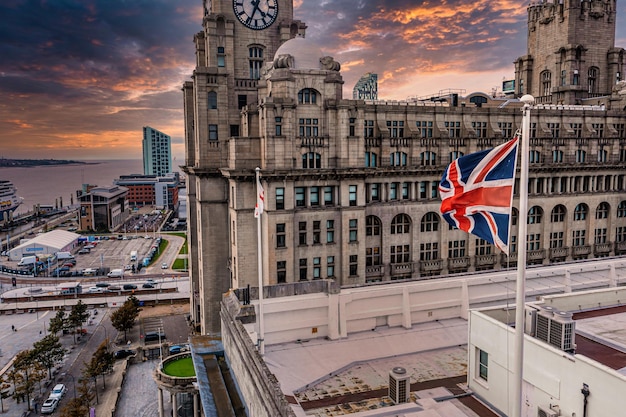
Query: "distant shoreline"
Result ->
[[0, 159, 100, 168]]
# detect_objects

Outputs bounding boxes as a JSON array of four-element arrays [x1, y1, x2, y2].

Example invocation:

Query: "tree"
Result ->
[[9, 350, 45, 411], [32, 334, 67, 379], [67, 301, 89, 343], [48, 310, 67, 335], [0, 373, 10, 413], [59, 397, 89, 417], [110, 298, 139, 341], [90, 341, 114, 390]]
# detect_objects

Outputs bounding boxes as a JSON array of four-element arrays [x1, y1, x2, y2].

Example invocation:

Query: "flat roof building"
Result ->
[[143, 126, 172, 177], [78, 185, 129, 232]]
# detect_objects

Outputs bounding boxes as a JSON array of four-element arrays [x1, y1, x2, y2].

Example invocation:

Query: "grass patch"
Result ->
[[162, 356, 195, 377], [172, 258, 188, 271]]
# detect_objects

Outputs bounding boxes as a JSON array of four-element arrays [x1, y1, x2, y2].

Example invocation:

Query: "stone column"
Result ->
[[172, 392, 178, 417], [193, 392, 199, 417]]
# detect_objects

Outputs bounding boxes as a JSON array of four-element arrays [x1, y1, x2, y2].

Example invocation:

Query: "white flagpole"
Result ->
[[256, 167, 265, 355], [512, 95, 534, 417]]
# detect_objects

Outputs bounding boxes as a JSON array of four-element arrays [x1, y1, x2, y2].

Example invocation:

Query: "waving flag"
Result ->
[[254, 175, 265, 218], [439, 137, 518, 254]]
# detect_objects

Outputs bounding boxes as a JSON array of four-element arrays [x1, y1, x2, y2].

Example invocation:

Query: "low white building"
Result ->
[[468, 286, 626, 417], [8, 230, 80, 261]]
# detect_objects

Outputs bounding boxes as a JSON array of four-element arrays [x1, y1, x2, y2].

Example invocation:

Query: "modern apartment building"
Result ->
[[353, 72, 378, 100], [143, 126, 173, 176], [182, 0, 626, 334]]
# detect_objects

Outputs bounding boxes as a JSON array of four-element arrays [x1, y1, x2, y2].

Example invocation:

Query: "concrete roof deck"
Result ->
[[264, 318, 498, 416]]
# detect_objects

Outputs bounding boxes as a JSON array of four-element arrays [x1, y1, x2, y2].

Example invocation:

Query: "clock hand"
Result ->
[[247, 0, 261, 23]]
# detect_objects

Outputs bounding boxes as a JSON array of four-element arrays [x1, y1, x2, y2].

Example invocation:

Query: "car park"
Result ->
[[41, 398, 59, 414], [114, 349, 135, 359], [49, 383, 67, 400]]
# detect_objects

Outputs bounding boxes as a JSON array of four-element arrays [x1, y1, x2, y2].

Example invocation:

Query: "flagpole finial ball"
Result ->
[[520, 95, 535, 105]]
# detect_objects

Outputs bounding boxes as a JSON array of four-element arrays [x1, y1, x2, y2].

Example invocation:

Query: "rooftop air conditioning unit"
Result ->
[[389, 367, 410, 404], [534, 307, 575, 352]]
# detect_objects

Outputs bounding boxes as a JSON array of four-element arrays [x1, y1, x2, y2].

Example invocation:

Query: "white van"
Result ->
[[107, 268, 123, 278], [18, 256, 37, 267]]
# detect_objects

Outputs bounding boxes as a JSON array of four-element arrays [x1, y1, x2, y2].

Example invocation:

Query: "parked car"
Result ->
[[144, 331, 166, 342], [168, 344, 189, 355], [41, 398, 59, 414], [95, 282, 110, 288], [123, 284, 137, 290], [142, 283, 154, 289], [87, 287, 104, 293], [48, 383, 67, 400], [107, 286, 121, 291], [114, 349, 135, 359], [161, 262, 168, 269], [77, 248, 90, 255]]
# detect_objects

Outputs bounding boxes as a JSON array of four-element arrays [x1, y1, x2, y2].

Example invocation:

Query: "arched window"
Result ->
[[574, 203, 588, 221], [298, 88, 318, 104], [366, 216, 381, 236], [511, 207, 519, 226], [302, 152, 321, 169], [420, 151, 436, 166], [391, 214, 411, 234], [449, 151, 464, 162], [390, 152, 407, 167], [528, 206, 543, 224], [420, 212, 439, 232], [208, 91, 217, 109], [551, 205, 566, 222], [596, 202, 610, 219], [618, 201, 626, 217]]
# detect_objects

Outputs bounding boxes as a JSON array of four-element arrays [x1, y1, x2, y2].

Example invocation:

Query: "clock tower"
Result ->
[[182, 0, 306, 334]]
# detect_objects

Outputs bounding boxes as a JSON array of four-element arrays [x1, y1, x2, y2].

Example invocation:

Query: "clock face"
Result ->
[[233, 0, 278, 30]]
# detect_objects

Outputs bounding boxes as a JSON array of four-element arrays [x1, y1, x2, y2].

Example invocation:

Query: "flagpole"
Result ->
[[256, 167, 265, 355], [512, 94, 534, 417]]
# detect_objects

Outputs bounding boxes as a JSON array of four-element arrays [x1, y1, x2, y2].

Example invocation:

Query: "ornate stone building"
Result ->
[[183, 0, 626, 334], [515, 0, 625, 104]]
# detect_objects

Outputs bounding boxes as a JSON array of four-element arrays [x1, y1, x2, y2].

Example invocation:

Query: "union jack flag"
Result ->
[[439, 137, 519, 254]]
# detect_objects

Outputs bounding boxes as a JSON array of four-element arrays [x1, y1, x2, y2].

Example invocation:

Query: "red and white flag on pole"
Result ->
[[254, 175, 264, 218]]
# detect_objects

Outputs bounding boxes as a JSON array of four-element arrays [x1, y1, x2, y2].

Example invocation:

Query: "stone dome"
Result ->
[[274, 36, 324, 70]]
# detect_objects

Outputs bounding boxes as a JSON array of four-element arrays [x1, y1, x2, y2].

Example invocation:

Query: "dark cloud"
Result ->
[[1, 0, 625, 159]]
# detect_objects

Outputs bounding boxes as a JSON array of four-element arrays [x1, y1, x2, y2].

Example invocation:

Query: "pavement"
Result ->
[[0, 303, 190, 417]]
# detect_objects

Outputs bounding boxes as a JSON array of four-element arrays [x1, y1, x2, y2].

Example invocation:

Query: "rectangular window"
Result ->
[[313, 257, 321, 279], [349, 185, 357, 206], [349, 255, 358, 276], [313, 221, 321, 244], [419, 181, 427, 199], [431, 181, 439, 199], [472, 121, 487, 138], [419, 242, 438, 261], [416, 120, 433, 138], [475, 239, 492, 256], [369, 183, 380, 202], [209, 124, 218, 141], [526, 233, 541, 251], [277, 261, 286, 283], [550, 232, 563, 248], [364, 120, 374, 137], [310, 186, 320, 206], [238, 94, 247, 109], [217, 46, 225, 67], [299, 118, 319, 136], [230, 124, 240, 137], [386, 120, 405, 137], [616, 226, 626, 243], [299, 258, 307, 281], [276, 187, 284, 210], [389, 182, 398, 200], [276, 223, 286, 248], [448, 240, 466, 258], [295, 187, 305, 207], [349, 118, 356, 136], [402, 182, 410, 200], [324, 186, 335, 206], [572, 230, 586, 246], [298, 221, 307, 246], [478, 349, 488, 381], [445, 121, 461, 138], [349, 219, 358, 242], [326, 220, 335, 243], [275, 117, 282, 136], [366, 247, 381, 266], [327, 256, 335, 278], [595, 228, 607, 244], [390, 245, 410, 263]]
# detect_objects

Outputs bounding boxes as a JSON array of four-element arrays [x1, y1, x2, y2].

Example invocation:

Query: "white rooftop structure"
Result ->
[[8, 230, 80, 261]]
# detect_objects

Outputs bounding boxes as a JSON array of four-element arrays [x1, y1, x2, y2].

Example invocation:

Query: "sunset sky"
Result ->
[[1, 0, 625, 162]]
